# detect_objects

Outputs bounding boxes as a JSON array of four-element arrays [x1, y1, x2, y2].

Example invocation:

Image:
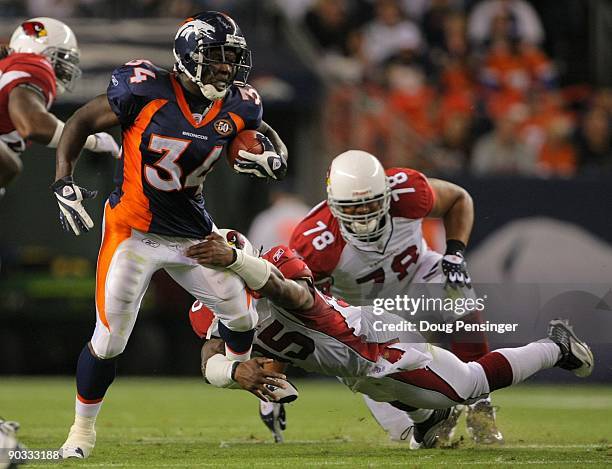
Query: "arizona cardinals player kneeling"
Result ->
[[186, 231, 594, 448]]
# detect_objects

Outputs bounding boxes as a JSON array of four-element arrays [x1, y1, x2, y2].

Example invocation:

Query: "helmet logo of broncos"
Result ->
[[21, 21, 47, 38], [178, 20, 215, 41]]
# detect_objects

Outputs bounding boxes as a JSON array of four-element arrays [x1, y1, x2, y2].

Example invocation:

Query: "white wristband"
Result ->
[[46, 120, 64, 148], [205, 353, 236, 388], [228, 249, 272, 290], [83, 134, 98, 151]]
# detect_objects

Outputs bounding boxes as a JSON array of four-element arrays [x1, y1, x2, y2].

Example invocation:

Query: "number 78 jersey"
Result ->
[[106, 60, 263, 238], [290, 168, 438, 305]]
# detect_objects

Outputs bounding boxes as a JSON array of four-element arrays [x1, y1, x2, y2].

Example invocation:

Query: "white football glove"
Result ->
[[51, 176, 97, 236], [88, 132, 121, 158], [234, 134, 287, 180]]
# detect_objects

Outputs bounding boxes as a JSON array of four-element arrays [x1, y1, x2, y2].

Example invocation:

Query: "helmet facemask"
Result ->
[[328, 189, 391, 243], [178, 42, 251, 101], [44, 46, 81, 93]]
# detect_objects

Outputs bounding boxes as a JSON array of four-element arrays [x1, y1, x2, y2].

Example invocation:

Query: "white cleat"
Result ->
[[548, 319, 594, 378], [60, 425, 96, 459]]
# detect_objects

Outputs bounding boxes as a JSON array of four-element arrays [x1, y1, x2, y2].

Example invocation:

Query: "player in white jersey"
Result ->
[[289, 150, 498, 443], [186, 231, 594, 449]]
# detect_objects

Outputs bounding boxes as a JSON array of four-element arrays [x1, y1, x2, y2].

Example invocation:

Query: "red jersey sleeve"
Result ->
[[289, 201, 346, 282], [387, 167, 435, 219], [2, 53, 57, 107]]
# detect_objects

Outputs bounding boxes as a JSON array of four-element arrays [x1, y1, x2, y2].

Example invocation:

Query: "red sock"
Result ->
[[450, 310, 490, 362], [476, 351, 513, 391]]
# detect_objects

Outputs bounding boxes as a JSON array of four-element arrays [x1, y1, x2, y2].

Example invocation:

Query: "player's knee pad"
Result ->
[[105, 248, 150, 307], [90, 322, 129, 359]]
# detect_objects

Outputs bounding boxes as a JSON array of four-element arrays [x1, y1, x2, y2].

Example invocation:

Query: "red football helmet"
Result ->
[[189, 300, 215, 338], [261, 245, 313, 282]]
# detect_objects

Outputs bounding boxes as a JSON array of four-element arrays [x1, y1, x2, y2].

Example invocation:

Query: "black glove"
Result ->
[[51, 176, 98, 236], [441, 239, 472, 289]]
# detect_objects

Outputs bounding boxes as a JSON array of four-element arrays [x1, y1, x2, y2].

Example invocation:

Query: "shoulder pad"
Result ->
[[289, 201, 345, 279], [387, 167, 435, 219], [227, 84, 263, 130]]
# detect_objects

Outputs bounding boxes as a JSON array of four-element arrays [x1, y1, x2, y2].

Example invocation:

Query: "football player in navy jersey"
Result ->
[[52, 12, 288, 458]]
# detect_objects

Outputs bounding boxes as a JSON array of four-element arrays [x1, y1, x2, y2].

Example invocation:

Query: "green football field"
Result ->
[[1, 378, 611, 468]]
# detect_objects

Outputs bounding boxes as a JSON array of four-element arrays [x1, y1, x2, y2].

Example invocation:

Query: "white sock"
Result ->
[[74, 397, 102, 429], [260, 400, 274, 415], [225, 344, 251, 362], [363, 395, 414, 442], [495, 339, 561, 385]]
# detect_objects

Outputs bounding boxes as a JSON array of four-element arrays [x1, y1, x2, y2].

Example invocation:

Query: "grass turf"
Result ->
[[1, 378, 611, 467]]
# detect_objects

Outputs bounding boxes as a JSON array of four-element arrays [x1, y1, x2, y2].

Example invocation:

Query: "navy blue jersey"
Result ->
[[106, 59, 263, 238]]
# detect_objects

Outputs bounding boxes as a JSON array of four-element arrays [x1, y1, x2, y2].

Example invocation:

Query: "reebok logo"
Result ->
[[142, 238, 160, 248], [273, 248, 284, 262]]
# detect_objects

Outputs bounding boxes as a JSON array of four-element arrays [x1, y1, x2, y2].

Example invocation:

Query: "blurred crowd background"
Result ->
[[3, 0, 611, 176], [0, 0, 610, 379]]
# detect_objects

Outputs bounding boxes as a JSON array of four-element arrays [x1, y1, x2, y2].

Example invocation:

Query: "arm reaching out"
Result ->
[[186, 232, 313, 310]]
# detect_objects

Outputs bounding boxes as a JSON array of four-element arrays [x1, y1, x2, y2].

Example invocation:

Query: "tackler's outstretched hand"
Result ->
[[87, 132, 121, 158], [186, 232, 235, 267]]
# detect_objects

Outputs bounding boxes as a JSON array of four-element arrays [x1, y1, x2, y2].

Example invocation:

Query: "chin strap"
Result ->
[[200, 83, 228, 100]]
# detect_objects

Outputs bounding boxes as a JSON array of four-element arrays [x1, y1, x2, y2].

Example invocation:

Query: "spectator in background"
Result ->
[[247, 184, 310, 251], [301, 0, 373, 83], [387, 64, 436, 139], [26, 0, 78, 17], [398, 0, 465, 24], [537, 114, 576, 177], [0, 0, 26, 17], [433, 93, 474, 172], [479, 10, 556, 99], [471, 103, 538, 175], [430, 11, 475, 94], [575, 107, 612, 174], [361, 0, 423, 66], [303, 0, 352, 54], [468, 0, 544, 47], [421, 0, 463, 50]]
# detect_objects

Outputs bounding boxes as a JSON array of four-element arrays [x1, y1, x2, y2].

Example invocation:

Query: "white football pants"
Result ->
[[90, 203, 257, 359]]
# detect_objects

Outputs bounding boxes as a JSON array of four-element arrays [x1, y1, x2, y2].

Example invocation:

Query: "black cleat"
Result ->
[[548, 319, 594, 377], [410, 407, 462, 449]]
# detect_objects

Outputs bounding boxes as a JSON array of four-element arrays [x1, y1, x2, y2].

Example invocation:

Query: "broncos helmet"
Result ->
[[173, 11, 251, 100]]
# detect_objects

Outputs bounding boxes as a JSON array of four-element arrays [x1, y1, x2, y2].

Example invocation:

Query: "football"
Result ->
[[265, 378, 299, 404], [227, 130, 265, 168]]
